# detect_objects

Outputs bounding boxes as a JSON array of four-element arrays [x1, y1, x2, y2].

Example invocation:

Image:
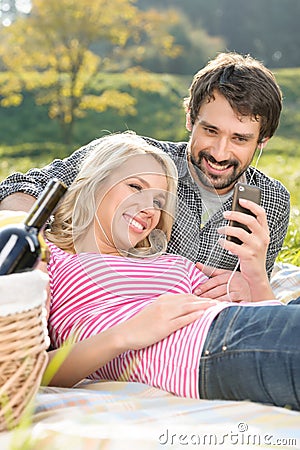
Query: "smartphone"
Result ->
[[226, 183, 261, 245]]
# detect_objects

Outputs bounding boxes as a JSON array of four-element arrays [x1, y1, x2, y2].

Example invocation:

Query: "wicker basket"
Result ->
[[0, 271, 49, 432]]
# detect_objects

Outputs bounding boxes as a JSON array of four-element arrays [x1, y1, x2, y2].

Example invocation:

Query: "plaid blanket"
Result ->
[[271, 262, 300, 303], [1, 381, 299, 449]]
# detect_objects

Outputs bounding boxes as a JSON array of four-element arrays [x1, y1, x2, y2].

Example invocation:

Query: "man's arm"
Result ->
[[0, 192, 36, 212], [264, 187, 290, 277]]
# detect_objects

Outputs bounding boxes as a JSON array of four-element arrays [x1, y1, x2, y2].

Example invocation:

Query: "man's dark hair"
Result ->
[[185, 52, 283, 143]]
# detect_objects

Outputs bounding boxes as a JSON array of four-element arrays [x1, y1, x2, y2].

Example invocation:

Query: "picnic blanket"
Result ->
[[0, 380, 299, 449]]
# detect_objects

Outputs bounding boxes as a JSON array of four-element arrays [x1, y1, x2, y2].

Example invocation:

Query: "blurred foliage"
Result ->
[[136, 11, 225, 75], [0, 142, 72, 181], [1, 67, 300, 146], [2, 0, 300, 73], [0, 72, 189, 146], [0, 0, 181, 143], [1, 1, 300, 146], [137, 0, 300, 69]]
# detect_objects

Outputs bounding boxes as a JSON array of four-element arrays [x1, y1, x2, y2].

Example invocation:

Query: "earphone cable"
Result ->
[[225, 144, 264, 300]]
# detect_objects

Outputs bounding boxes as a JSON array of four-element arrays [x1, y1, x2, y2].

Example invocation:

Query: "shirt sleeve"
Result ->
[[265, 182, 290, 278]]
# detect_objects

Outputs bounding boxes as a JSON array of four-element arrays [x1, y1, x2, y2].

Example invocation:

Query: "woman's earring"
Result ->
[[148, 229, 167, 254]]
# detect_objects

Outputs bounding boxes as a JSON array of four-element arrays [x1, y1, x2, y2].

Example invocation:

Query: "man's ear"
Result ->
[[258, 137, 270, 150], [185, 110, 192, 132]]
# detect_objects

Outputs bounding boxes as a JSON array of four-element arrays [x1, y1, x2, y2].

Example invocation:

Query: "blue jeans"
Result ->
[[199, 297, 300, 410]]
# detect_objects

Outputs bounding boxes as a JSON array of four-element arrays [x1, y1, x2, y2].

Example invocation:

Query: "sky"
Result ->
[[0, 0, 31, 27]]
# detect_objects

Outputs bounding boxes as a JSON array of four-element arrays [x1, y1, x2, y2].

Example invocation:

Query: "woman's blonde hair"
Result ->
[[46, 132, 178, 255]]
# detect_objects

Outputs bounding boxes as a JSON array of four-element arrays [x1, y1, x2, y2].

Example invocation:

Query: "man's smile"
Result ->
[[202, 157, 233, 174]]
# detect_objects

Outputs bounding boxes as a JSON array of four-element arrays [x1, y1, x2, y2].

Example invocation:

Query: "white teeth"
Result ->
[[129, 218, 144, 230], [208, 161, 230, 171]]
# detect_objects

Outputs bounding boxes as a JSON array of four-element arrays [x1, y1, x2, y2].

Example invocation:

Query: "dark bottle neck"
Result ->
[[24, 179, 67, 231]]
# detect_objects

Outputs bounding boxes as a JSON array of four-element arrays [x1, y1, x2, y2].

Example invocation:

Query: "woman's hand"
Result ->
[[217, 199, 274, 301], [118, 294, 220, 351], [46, 294, 219, 387]]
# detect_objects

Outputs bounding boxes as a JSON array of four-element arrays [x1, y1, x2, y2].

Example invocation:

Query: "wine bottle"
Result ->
[[0, 178, 67, 275]]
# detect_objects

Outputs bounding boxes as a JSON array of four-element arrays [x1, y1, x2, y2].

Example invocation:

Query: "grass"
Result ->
[[257, 136, 300, 206], [0, 142, 72, 181]]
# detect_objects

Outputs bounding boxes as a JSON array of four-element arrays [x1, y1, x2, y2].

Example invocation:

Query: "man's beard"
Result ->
[[189, 151, 246, 191]]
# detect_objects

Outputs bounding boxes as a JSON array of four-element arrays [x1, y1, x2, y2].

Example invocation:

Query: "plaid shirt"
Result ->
[[0, 137, 290, 276]]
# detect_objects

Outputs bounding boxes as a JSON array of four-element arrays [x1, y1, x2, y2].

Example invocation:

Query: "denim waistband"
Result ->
[[201, 305, 240, 357]]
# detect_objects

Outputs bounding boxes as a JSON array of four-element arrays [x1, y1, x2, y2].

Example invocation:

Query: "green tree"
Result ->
[[135, 1, 225, 75], [0, 0, 180, 143], [147, 12, 224, 75], [138, 0, 300, 69]]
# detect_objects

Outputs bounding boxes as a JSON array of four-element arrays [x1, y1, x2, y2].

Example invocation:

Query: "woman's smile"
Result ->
[[123, 213, 147, 233]]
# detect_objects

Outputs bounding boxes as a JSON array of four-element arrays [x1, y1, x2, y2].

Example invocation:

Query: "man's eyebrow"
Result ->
[[199, 120, 255, 139], [233, 132, 256, 139], [198, 119, 218, 130]]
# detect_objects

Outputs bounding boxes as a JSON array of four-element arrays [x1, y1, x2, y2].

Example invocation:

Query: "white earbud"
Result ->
[[258, 138, 268, 150]]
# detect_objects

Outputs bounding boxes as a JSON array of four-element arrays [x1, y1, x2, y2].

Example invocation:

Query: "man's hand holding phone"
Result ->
[[226, 183, 261, 245], [216, 183, 274, 301]]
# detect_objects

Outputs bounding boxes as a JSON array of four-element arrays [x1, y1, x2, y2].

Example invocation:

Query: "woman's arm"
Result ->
[[44, 294, 219, 387]]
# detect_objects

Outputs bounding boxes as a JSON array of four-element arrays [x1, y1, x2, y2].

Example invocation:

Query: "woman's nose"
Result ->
[[138, 192, 156, 214]]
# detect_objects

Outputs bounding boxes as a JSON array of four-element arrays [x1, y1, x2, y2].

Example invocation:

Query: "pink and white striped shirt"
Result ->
[[47, 242, 279, 399]]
